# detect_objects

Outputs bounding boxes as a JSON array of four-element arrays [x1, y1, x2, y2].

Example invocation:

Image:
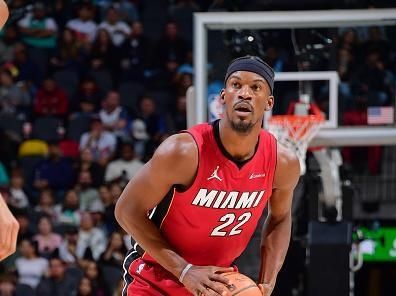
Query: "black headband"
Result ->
[[224, 56, 275, 94]]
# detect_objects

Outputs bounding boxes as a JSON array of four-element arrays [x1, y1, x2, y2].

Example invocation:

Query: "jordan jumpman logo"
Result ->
[[207, 166, 222, 181]]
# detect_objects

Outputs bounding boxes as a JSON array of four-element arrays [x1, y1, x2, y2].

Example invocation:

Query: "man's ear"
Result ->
[[265, 95, 274, 111], [220, 89, 226, 105]]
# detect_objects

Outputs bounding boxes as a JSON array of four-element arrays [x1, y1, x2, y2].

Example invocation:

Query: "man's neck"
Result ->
[[218, 119, 261, 162]]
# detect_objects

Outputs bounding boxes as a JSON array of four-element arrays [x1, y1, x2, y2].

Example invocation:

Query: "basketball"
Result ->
[[0, 0, 9, 29], [222, 272, 262, 296]]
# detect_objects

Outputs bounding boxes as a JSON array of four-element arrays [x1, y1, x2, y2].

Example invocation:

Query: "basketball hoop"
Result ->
[[268, 114, 325, 175]]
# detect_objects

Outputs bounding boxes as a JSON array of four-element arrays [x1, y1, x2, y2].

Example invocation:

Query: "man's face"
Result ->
[[105, 92, 120, 109], [221, 71, 274, 133], [121, 145, 134, 161], [49, 259, 65, 279]]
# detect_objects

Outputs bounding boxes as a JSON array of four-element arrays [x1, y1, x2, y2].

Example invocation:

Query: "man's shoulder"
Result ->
[[276, 143, 299, 168], [151, 133, 198, 169]]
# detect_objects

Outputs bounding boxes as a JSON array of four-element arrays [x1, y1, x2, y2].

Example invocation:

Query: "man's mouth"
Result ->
[[234, 103, 253, 115]]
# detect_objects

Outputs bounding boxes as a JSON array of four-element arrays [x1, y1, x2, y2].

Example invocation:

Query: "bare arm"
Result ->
[[115, 134, 232, 296], [0, 194, 19, 261], [258, 144, 300, 295]]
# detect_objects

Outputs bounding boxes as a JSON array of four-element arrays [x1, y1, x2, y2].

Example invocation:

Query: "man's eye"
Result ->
[[252, 85, 261, 91], [232, 82, 240, 88]]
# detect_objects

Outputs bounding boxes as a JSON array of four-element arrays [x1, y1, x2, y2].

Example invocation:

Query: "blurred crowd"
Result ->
[[0, 0, 395, 295]]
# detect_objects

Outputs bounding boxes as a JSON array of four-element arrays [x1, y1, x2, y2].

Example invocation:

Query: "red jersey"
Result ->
[[140, 121, 277, 267]]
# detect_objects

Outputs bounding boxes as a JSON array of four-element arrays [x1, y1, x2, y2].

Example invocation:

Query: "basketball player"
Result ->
[[115, 56, 300, 296]]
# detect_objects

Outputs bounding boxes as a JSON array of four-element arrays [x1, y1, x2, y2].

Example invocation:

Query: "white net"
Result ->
[[268, 115, 324, 175]]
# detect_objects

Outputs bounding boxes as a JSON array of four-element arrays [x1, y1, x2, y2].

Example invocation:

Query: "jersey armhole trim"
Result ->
[[271, 134, 278, 190], [174, 130, 200, 193]]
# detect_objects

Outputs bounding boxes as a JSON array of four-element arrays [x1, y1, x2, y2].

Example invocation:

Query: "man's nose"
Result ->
[[238, 85, 252, 100]]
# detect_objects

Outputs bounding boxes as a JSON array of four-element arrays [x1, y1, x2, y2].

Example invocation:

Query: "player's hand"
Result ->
[[258, 283, 273, 296], [181, 265, 234, 296], [0, 194, 19, 261]]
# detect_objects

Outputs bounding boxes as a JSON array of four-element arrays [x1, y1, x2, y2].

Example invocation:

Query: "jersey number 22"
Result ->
[[210, 212, 252, 236]]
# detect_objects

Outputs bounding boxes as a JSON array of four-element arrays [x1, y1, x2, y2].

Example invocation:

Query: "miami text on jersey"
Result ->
[[192, 188, 266, 209]]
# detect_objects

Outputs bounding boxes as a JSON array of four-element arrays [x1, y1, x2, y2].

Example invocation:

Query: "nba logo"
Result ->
[[208, 94, 223, 122]]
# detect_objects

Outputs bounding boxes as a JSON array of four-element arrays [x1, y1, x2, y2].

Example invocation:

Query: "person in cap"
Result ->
[[116, 56, 300, 295]]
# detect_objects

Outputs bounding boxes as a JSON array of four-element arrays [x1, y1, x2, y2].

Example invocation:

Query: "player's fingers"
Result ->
[[203, 279, 230, 296], [213, 266, 234, 274], [209, 273, 230, 285]]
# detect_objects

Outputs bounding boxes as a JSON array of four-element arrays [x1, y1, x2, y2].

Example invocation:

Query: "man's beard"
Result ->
[[230, 119, 254, 134]]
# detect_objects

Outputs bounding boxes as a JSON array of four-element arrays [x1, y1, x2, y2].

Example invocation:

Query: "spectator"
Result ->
[[98, 184, 117, 235], [75, 148, 104, 188], [79, 116, 117, 166], [0, 25, 19, 64], [15, 210, 34, 241], [362, 26, 390, 63], [171, 94, 187, 132], [104, 142, 143, 183], [173, 69, 193, 96], [99, 90, 129, 138], [17, 1, 58, 50], [109, 182, 123, 201], [58, 226, 79, 265], [0, 273, 17, 296], [352, 51, 392, 106], [33, 76, 69, 118], [15, 239, 48, 289], [76, 276, 95, 296], [76, 212, 107, 261], [49, 28, 84, 73], [0, 161, 9, 186], [76, 170, 100, 212], [71, 77, 101, 113], [168, 0, 200, 44], [115, 0, 139, 23], [138, 95, 167, 138], [130, 118, 149, 159], [83, 260, 108, 296], [338, 28, 360, 58], [34, 189, 57, 219], [33, 215, 63, 258], [0, 68, 31, 118], [7, 168, 29, 209], [33, 141, 75, 196], [99, 231, 127, 268], [98, 6, 131, 47], [153, 21, 188, 86], [6, 0, 30, 25], [119, 21, 150, 82], [54, 189, 81, 227], [12, 42, 43, 87], [89, 28, 119, 76], [66, 3, 97, 44], [36, 257, 79, 296]]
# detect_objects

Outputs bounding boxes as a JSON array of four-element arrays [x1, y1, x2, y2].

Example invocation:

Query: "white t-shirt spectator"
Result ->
[[76, 227, 107, 260], [105, 158, 144, 182], [99, 106, 128, 128], [15, 257, 48, 289], [79, 131, 116, 161], [66, 18, 97, 43], [98, 21, 131, 46]]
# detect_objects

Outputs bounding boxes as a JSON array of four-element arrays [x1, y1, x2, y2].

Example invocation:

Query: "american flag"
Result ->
[[367, 107, 394, 125]]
